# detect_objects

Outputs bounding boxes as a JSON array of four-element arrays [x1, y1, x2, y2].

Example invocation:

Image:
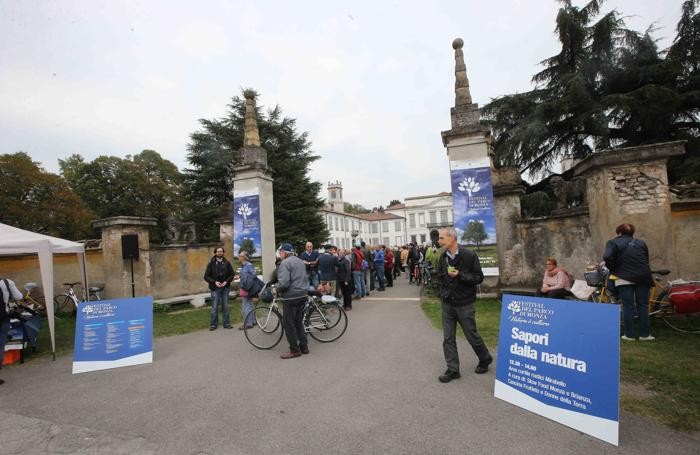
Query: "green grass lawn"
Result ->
[[18, 298, 245, 358], [420, 293, 700, 432]]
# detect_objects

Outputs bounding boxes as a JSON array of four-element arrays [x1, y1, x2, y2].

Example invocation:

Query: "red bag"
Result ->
[[668, 283, 700, 314]]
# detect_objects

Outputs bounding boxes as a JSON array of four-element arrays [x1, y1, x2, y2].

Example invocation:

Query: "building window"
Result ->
[[418, 213, 425, 227], [330, 190, 336, 199], [382, 221, 388, 232], [383, 237, 390, 246], [429, 211, 437, 224], [411, 235, 417, 244], [409, 214, 416, 228], [420, 234, 426, 244], [394, 221, 401, 231], [440, 210, 448, 223], [334, 217, 339, 231], [371, 223, 379, 234], [327, 217, 332, 231], [395, 236, 402, 246], [345, 219, 349, 231]]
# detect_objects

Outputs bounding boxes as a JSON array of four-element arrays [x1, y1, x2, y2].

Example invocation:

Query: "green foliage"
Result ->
[[0, 152, 94, 240], [461, 220, 488, 249], [388, 199, 401, 207], [185, 90, 329, 246], [482, 0, 700, 183], [59, 150, 185, 243], [344, 202, 371, 214], [239, 238, 256, 255]]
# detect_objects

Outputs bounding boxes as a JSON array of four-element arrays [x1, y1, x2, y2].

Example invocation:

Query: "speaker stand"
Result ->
[[130, 257, 136, 298]]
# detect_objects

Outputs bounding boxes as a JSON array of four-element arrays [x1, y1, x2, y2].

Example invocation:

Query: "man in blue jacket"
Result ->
[[373, 245, 386, 291]]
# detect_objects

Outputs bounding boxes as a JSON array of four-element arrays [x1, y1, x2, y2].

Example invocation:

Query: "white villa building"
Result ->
[[319, 182, 454, 248]]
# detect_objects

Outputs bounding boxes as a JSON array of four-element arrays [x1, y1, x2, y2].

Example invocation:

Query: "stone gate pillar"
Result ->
[[573, 141, 685, 270], [233, 90, 276, 279], [92, 216, 157, 299]]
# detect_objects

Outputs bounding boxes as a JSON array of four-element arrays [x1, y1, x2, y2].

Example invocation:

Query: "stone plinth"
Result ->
[[574, 141, 686, 270], [92, 216, 157, 299]]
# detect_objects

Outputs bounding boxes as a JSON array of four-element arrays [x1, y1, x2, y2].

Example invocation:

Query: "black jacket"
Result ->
[[603, 235, 653, 286], [318, 253, 339, 281], [204, 257, 235, 291], [337, 256, 352, 283], [436, 247, 484, 306]]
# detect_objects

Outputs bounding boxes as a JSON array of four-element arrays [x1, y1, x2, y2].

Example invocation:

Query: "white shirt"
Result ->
[[1, 278, 23, 314]]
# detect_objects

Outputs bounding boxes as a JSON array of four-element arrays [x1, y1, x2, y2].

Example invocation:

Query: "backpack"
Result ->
[[361, 259, 368, 271], [249, 277, 265, 297]]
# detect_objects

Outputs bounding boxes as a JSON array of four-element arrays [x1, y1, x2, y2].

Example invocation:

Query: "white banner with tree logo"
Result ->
[[233, 188, 262, 258], [449, 158, 499, 276]]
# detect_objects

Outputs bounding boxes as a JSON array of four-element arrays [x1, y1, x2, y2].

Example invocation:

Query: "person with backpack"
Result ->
[[1, 278, 23, 385], [235, 251, 263, 330], [604, 223, 655, 341], [350, 245, 366, 299], [203, 247, 235, 330], [435, 228, 492, 383]]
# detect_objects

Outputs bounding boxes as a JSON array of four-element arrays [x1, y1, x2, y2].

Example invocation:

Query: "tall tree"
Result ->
[[59, 150, 185, 243], [185, 90, 329, 246], [0, 152, 94, 239], [482, 0, 700, 182]]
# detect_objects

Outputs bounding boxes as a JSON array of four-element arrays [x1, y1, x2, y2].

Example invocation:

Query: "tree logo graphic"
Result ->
[[458, 176, 480, 197], [238, 203, 253, 220], [507, 301, 521, 314]]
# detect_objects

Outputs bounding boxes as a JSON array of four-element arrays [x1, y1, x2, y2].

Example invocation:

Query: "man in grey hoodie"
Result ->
[[276, 243, 310, 359]]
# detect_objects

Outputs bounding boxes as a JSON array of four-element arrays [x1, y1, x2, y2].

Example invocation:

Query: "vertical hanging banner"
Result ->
[[73, 297, 153, 374], [233, 188, 262, 258], [450, 158, 498, 275], [494, 294, 620, 445]]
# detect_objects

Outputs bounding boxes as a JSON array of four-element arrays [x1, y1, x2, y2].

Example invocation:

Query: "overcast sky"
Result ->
[[0, 0, 684, 208]]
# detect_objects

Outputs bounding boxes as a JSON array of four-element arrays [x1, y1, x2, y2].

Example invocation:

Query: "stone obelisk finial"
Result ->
[[453, 38, 472, 106], [243, 89, 261, 147]]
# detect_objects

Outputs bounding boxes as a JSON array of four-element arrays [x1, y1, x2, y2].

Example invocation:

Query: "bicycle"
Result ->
[[18, 282, 46, 315], [411, 263, 422, 285], [53, 282, 104, 315], [244, 285, 348, 350], [421, 263, 434, 289]]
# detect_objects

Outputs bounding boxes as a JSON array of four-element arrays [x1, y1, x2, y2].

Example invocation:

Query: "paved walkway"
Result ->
[[1, 279, 698, 454]]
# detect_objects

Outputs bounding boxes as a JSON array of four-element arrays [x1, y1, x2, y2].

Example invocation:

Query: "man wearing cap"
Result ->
[[276, 243, 310, 359]]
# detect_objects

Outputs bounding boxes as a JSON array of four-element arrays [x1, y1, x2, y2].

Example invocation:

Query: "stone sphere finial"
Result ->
[[452, 38, 464, 50], [243, 89, 256, 100]]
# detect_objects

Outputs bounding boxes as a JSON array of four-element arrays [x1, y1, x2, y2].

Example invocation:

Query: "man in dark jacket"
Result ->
[[318, 245, 339, 296], [203, 247, 235, 330], [337, 249, 353, 310], [435, 228, 492, 383], [603, 223, 654, 341]]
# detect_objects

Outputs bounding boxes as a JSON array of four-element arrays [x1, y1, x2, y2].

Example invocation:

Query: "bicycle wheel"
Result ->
[[244, 306, 284, 349], [648, 291, 670, 316], [307, 303, 348, 342], [88, 292, 101, 301], [54, 294, 76, 314], [662, 313, 700, 333]]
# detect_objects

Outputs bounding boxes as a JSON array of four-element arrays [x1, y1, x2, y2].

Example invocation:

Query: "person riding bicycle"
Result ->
[[276, 243, 310, 359], [1, 278, 23, 386]]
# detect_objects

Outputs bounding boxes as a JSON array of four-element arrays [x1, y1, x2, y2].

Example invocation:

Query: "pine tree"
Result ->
[[185, 91, 329, 246]]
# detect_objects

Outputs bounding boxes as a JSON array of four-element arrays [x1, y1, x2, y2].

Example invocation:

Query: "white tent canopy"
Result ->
[[0, 223, 89, 359]]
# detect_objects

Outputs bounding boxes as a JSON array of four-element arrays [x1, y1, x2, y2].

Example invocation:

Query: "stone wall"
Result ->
[[670, 200, 700, 281], [149, 244, 220, 298]]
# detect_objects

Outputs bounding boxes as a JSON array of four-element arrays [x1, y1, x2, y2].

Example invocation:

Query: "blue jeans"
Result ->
[[308, 271, 319, 289], [0, 318, 10, 371], [375, 266, 386, 289], [352, 271, 366, 297], [617, 284, 651, 338], [210, 287, 230, 327], [241, 296, 255, 326]]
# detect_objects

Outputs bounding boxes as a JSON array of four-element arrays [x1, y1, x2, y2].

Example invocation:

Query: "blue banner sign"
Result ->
[[72, 297, 153, 374], [233, 189, 262, 258], [494, 294, 619, 445], [450, 158, 498, 275]]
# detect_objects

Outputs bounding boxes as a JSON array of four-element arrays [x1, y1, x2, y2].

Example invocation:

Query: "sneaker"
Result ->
[[639, 335, 655, 341], [475, 355, 493, 374], [209, 325, 217, 331], [438, 370, 461, 383], [300, 345, 310, 355], [224, 325, 233, 329], [280, 351, 301, 359], [621, 335, 635, 341]]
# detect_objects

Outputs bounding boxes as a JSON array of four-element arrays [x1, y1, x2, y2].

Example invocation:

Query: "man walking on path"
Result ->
[[351, 245, 366, 299], [276, 243, 310, 359], [436, 228, 492, 383], [204, 247, 235, 330]]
